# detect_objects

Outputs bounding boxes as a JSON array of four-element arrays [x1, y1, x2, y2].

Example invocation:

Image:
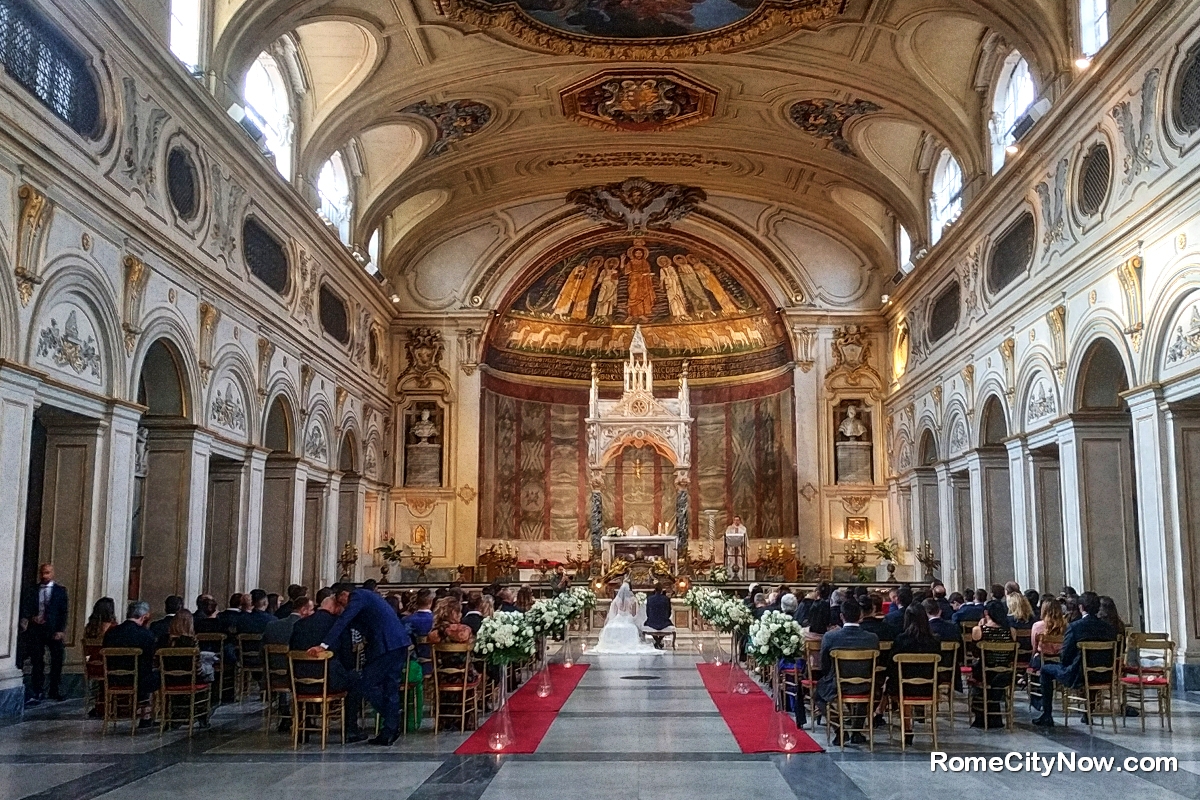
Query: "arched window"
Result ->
[[243, 51, 293, 180], [898, 225, 913, 274], [991, 52, 1036, 173], [1080, 0, 1109, 57], [168, 0, 202, 74], [365, 228, 381, 277], [317, 151, 353, 244], [930, 149, 963, 245]]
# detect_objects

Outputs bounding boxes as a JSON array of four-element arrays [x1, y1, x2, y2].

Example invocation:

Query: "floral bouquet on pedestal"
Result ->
[[473, 611, 535, 666], [746, 610, 804, 665], [683, 585, 719, 610], [567, 585, 597, 612], [703, 594, 752, 635], [525, 598, 568, 639]]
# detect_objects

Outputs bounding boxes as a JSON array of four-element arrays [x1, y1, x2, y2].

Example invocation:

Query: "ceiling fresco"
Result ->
[[487, 231, 790, 381]]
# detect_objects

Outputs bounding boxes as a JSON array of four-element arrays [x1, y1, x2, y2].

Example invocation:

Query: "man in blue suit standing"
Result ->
[[308, 582, 411, 745], [20, 563, 69, 704], [1032, 591, 1116, 726]]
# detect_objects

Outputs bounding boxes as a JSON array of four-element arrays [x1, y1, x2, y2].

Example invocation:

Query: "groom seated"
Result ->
[[641, 585, 675, 649]]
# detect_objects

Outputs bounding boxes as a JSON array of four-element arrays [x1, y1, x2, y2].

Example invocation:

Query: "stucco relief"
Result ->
[[35, 304, 103, 385]]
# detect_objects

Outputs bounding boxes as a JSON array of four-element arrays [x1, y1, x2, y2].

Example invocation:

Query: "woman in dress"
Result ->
[[515, 585, 535, 613], [592, 582, 663, 655], [970, 600, 1017, 728]]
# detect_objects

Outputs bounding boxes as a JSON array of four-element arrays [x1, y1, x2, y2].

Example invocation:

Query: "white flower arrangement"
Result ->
[[567, 585, 597, 611], [473, 610, 535, 665], [709, 565, 730, 584], [746, 610, 804, 664], [604, 526, 625, 537], [635, 591, 648, 606], [686, 587, 750, 634], [525, 598, 568, 637]]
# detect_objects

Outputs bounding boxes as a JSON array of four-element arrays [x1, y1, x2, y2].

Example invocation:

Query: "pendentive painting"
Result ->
[[487, 232, 789, 381]]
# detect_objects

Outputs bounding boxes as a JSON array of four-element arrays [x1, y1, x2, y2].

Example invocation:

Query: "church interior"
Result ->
[[1, 0, 1199, 797]]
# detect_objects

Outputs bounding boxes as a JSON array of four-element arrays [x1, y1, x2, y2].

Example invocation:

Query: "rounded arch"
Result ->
[[262, 390, 297, 453], [338, 427, 359, 474], [0, 245, 21, 360], [129, 314, 201, 421], [136, 339, 189, 419], [1064, 319, 1136, 412], [1144, 262, 1200, 380], [978, 393, 1010, 447], [1074, 338, 1131, 411], [943, 398, 970, 457], [25, 261, 123, 398], [1015, 355, 1061, 433], [598, 433, 679, 470], [917, 427, 940, 465], [206, 345, 258, 442]]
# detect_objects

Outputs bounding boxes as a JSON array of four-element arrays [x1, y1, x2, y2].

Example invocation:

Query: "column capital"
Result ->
[[1122, 384, 1164, 415]]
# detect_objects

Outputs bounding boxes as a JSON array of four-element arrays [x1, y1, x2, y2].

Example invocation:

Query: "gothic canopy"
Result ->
[[486, 230, 790, 382]]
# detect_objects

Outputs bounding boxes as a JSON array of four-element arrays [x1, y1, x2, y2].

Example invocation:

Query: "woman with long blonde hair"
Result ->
[[1030, 598, 1066, 666], [1005, 592, 1034, 630]]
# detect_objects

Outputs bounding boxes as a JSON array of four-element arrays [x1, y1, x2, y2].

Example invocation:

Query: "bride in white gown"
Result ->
[[592, 582, 664, 655]]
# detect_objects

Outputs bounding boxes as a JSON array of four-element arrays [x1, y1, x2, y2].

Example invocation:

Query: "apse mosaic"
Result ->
[[488, 233, 789, 380]]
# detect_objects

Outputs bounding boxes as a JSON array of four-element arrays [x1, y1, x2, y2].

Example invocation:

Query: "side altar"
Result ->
[[601, 533, 678, 571]]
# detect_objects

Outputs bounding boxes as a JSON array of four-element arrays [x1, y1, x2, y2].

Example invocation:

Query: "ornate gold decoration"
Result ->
[[1000, 337, 1016, 398], [892, 321, 910, 380], [546, 151, 735, 170], [121, 255, 150, 354], [440, 0, 843, 61], [961, 365, 975, 409], [457, 328, 482, 375], [405, 495, 439, 517], [931, 385, 943, 421], [841, 495, 871, 514], [567, 177, 706, 231], [337, 541, 359, 581], [335, 386, 348, 421], [561, 70, 716, 133], [1117, 256, 1144, 352], [456, 484, 477, 504], [15, 185, 51, 306], [1046, 304, 1068, 381], [198, 302, 219, 385], [792, 326, 817, 373]]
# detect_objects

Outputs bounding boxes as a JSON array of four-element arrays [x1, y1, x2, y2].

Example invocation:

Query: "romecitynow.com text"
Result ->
[[930, 751, 1178, 775]]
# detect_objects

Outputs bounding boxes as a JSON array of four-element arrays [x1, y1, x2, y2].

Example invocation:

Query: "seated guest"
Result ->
[[427, 597, 471, 644], [289, 592, 363, 741], [1030, 598, 1066, 671], [515, 585, 535, 612], [275, 584, 305, 619], [1097, 596, 1126, 640], [103, 601, 159, 728], [84, 597, 118, 640], [952, 589, 987, 624], [1060, 587, 1082, 622], [884, 585, 912, 630], [969, 600, 1016, 728], [403, 589, 435, 674], [744, 583, 761, 609], [264, 596, 311, 646], [1033, 592, 1116, 726], [814, 599, 879, 742], [236, 589, 275, 635], [644, 585, 674, 649], [1004, 580, 1021, 597], [462, 593, 485, 634], [167, 610, 217, 683], [858, 595, 895, 642], [478, 595, 495, 619], [497, 588, 518, 614], [931, 582, 955, 620], [804, 595, 834, 641], [216, 593, 243, 638], [948, 592, 965, 614], [363, 579, 379, 593], [798, 583, 832, 626], [149, 595, 184, 647], [889, 606, 941, 744], [924, 598, 960, 643], [990, 584, 1005, 601], [193, 596, 223, 634], [384, 593, 403, 618], [1024, 588, 1041, 612], [779, 593, 798, 617], [266, 593, 280, 616], [751, 593, 769, 620], [1006, 592, 1035, 632]]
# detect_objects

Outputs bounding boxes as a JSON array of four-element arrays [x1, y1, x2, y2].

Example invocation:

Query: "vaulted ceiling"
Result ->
[[209, 0, 1074, 303]]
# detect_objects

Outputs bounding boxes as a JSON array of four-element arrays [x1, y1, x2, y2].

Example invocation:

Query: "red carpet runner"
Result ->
[[697, 663, 823, 753], [455, 663, 589, 754]]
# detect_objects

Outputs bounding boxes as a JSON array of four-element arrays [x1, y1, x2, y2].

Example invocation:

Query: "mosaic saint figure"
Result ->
[[673, 253, 713, 315], [593, 258, 621, 319], [552, 260, 589, 317], [687, 254, 739, 315], [571, 255, 605, 320], [656, 255, 690, 319], [624, 244, 656, 319]]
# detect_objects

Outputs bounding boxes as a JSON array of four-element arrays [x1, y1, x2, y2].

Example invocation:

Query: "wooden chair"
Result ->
[[195, 632, 228, 705], [288, 650, 347, 750], [433, 643, 481, 733], [1121, 638, 1174, 731], [959, 622, 979, 661], [236, 634, 265, 701], [826, 648, 878, 751], [969, 641, 1018, 731], [875, 640, 893, 713], [1060, 641, 1118, 733], [1014, 628, 1034, 687], [799, 638, 823, 730], [1026, 634, 1063, 711], [100, 648, 142, 735], [82, 638, 105, 718], [935, 640, 960, 726], [157, 648, 211, 736], [263, 644, 291, 731], [894, 653, 940, 751]]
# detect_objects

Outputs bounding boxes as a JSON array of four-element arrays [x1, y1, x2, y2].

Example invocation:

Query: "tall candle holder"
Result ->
[[843, 540, 868, 574], [917, 538, 941, 581]]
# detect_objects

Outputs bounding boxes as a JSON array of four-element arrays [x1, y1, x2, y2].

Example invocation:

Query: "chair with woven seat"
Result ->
[[1121, 638, 1174, 731], [157, 647, 211, 736], [798, 638, 823, 730], [263, 644, 291, 731], [1060, 641, 1118, 733], [1026, 634, 1063, 711], [236, 634, 265, 702], [195, 632, 229, 706], [935, 640, 960, 726], [968, 641, 1018, 731], [894, 653, 941, 750], [100, 648, 142, 735], [1014, 628, 1034, 688], [83, 638, 105, 719], [288, 650, 347, 750], [826, 648, 878, 751], [433, 643, 481, 733]]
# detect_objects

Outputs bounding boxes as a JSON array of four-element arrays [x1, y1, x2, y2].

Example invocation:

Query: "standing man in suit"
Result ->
[[1032, 592, 1117, 726], [20, 563, 69, 704], [308, 582, 411, 746], [291, 593, 362, 741], [548, 565, 570, 596], [814, 598, 879, 743]]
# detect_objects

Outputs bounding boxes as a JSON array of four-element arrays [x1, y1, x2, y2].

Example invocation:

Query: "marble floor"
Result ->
[[2, 649, 1198, 800]]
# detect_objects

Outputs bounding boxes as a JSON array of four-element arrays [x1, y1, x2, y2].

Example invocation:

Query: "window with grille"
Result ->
[[242, 218, 288, 294], [319, 284, 349, 344], [1175, 44, 1200, 134], [0, 0, 100, 137], [987, 212, 1035, 294], [167, 147, 198, 220], [927, 282, 961, 343], [1077, 143, 1111, 216]]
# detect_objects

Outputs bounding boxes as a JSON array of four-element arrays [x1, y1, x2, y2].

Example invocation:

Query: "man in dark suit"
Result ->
[[193, 596, 223, 634], [883, 585, 911, 630], [814, 598, 879, 743], [643, 585, 674, 649], [264, 596, 311, 646], [1033, 592, 1116, 726], [236, 589, 275, 635], [291, 593, 362, 740], [496, 587, 518, 613], [216, 593, 244, 637], [103, 601, 159, 727], [951, 589, 987, 624], [309, 583, 411, 746], [858, 595, 895, 642], [924, 598, 960, 643], [275, 584, 305, 619], [931, 581, 955, 620], [20, 563, 69, 703], [149, 595, 184, 647], [462, 593, 485, 635]]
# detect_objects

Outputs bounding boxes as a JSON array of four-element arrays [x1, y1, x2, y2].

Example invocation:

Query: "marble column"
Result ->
[[1157, 400, 1200, 687], [240, 448, 268, 590], [1126, 389, 1176, 637], [0, 366, 39, 717], [1028, 450, 1065, 592], [967, 447, 1014, 586], [934, 463, 955, 581], [338, 475, 366, 579], [948, 470, 973, 589], [589, 470, 603, 572], [674, 470, 689, 566], [321, 473, 341, 586], [910, 467, 940, 559], [1002, 439, 1030, 588]]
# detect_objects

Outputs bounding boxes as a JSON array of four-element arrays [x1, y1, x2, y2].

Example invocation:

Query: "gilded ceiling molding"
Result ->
[[1046, 304, 1067, 381], [561, 70, 716, 133], [397, 100, 492, 158], [121, 255, 150, 354], [197, 301, 219, 385], [15, 184, 52, 306], [1116, 256, 1144, 352], [787, 98, 881, 156]]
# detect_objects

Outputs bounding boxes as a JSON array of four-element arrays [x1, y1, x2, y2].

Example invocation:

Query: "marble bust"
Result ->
[[838, 404, 868, 439]]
